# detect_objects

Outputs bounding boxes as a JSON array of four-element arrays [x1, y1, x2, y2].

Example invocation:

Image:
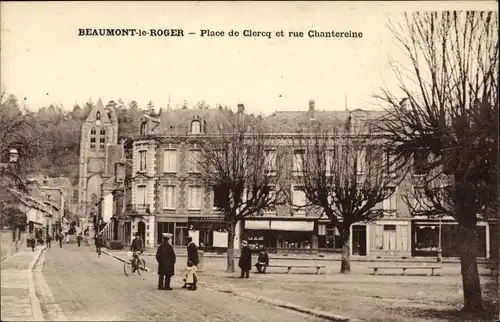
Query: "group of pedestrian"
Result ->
[[155, 234, 199, 291], [238, 240, 270, 278]]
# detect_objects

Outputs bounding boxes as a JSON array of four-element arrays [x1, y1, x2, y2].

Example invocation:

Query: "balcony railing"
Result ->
[[126, 204, 152, 214]]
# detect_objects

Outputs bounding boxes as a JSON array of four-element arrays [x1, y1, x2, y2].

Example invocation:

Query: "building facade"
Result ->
[[86, 98, 493, 258]]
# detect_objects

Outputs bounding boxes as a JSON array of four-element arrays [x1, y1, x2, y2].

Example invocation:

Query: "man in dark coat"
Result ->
[[46, 235, 52, 248], [238, 240, 252, 278], [156, 233, 176, 290], [183, 236, 199, 289], [255, 248, 269, 273]]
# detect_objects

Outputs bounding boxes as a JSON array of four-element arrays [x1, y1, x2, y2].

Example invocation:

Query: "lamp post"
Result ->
[[8, 148, 20, 164]]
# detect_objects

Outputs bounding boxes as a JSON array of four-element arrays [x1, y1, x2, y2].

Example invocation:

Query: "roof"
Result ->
[[262, 109, 389, 133], [155, 108, 232, 135], [84, 98, 118, 124]]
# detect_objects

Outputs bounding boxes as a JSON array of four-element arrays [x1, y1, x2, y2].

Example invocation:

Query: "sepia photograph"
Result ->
[[0, 1, 499, 321]]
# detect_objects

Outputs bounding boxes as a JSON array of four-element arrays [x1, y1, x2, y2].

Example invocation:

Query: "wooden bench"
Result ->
[[369, 266, 442, 276], [266, 265, 326, 274]]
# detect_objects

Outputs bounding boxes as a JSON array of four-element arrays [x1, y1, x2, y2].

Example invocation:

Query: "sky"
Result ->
[[1, 1, 496, 116]]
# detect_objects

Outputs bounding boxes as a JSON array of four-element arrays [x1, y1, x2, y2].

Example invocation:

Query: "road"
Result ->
[[37, 244, 328, 321]]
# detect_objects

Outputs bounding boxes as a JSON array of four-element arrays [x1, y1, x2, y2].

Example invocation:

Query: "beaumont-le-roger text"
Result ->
[[78, 28, 364, 39]]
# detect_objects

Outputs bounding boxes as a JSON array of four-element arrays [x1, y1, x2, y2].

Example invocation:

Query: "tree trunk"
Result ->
[[497, 219, 500, 321], [226, 223, 236, 273], [340, 227, 351, 274], [457, 223, 483, 312]]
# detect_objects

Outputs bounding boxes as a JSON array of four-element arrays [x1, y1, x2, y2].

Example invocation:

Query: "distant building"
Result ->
[[77, 99, 119, 226]]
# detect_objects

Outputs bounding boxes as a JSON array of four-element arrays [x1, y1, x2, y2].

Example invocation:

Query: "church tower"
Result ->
[[77, 98, 118, 220]]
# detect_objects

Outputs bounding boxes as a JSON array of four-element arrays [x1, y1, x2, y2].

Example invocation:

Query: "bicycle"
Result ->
[[124, 252, 146, 276]]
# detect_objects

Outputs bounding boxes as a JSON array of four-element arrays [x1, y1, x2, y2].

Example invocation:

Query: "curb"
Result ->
[[101, 250, 359, 321], [28, 246, 47, 321], [224, 290, 361, 322]]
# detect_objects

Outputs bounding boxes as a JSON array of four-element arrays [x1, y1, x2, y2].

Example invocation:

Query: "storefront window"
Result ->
[[175, 223, 188, 246], [414, 225, 439, 251], [277, 231, 311, 249]]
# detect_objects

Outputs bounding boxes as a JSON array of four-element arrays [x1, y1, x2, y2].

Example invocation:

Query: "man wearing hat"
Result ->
[[238, 240, 252, 278], [130, 232, 144, 273], [156, 233, 176, 290]]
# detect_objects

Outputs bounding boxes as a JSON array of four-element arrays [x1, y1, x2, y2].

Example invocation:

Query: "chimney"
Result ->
[[309, 99, 315, 119], [237, 104, 245, 113]]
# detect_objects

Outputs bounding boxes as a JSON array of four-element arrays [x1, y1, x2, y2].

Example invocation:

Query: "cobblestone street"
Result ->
[[37, 244, 329, 321]]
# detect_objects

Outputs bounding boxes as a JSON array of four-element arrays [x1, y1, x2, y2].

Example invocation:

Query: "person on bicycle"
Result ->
[[95, 232, 103, 257], [130, 232, 144, 273]]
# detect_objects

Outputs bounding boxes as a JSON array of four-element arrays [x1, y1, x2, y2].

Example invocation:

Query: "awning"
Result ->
[[271, 220, 314, 232], [156, 216, 188, 223], [245, 220, 271, 230]]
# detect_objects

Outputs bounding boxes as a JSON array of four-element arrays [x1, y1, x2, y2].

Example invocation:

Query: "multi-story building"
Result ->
[[123, 99, 495, 258]]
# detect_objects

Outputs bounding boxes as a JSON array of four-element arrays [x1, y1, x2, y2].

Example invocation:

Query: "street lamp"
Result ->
[[8, 148, 19, 164]]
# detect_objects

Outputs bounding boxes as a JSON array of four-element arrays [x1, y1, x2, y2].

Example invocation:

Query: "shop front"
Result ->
[[187, 217, 227, 248], [411, 219, 489, 258], [155, 216, 189, 247], [243, 219, 316, 253]]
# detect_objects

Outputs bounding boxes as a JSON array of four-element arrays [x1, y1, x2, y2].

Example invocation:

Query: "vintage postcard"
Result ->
[[1, 1, 498, 321]]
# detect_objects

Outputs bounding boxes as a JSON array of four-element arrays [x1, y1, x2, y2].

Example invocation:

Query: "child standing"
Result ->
[[182, 260, 198, 290]]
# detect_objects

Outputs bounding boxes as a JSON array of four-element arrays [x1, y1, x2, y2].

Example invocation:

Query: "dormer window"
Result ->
[[96, 112, 101, 121], [191, 120, 201, 134], [140, 122, 148, 135]]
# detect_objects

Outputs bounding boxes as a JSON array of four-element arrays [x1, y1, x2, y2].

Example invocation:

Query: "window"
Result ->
[[90, 127, 96, 148], [189, 150, 201, 172], [382, 225, 397, 250], [325, 148, 336, 173], [414, 187, 430, 213], [213, 184, 227, 209], [162, 186, 176, 209], [188, 186, 203, 210], [136, 185, 147, 205], [292, 186, 306, 210], [100, 128, 106, 136], [96, 112, 101, 121], [385, 151, 397, 175], [264, 150, 277, 173], [99, 137, 106, 149], [413, 150, 428, 175], [383, 187, 397, 214], [264, 185, 277, 212], [140, 122, 148, 135], [138, 150, 147, 172], [163, 150, 177, 173], [357, 148, 366, 174], [191, 120, 201, 134], [293, 149, 305, 172]]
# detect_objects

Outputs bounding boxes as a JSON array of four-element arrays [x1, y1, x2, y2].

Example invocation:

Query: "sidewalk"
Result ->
[[1, 246, 45, 321], [98, 246, 489, 264]]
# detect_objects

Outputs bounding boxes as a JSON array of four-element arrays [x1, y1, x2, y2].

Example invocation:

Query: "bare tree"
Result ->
[[197, 118, 286, 272], [376, 11, 498, 312], [293, 118, 399, 273]]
